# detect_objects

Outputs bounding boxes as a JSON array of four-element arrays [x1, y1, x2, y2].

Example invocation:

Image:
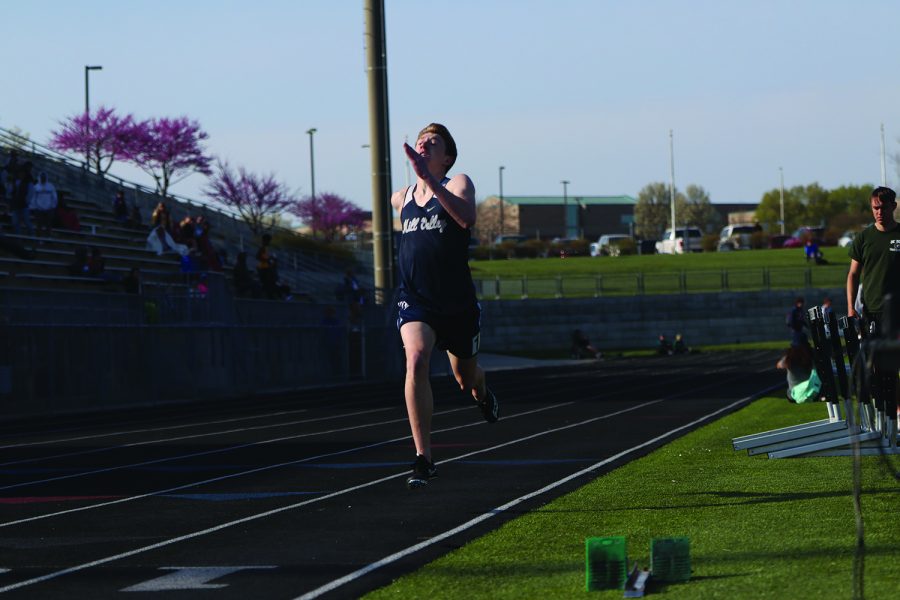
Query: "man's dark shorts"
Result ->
[[396, 300, 481, 359]]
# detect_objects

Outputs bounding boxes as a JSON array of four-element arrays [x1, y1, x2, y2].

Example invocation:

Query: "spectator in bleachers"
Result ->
[[30, 172, 58, 238], [256, 233, 277, 297], [786, 296, 809, 347], [9, 162, 35, 236], [146, 223, 188, 256], [67, 247, 90, 276], [54, 192, 81, 232], [673, 332, 691, 354], [178, 216, 199, 254], [233, 251, 259, 298], [267, 256, 292, 300], [194, 216, 222, 271], [127, 204, 143, 229], [2, 151, 20, 200], [123, 267, 141, 294], [151, 202, 173, 233], [112, 190, 128, 224]]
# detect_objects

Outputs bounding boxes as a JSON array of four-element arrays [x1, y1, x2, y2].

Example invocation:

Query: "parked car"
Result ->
[[656, 227, 703, 254], [493, 234, 528, 245], [783, 226, 825, 248], [589, 234, 631, 257], [717, 224, 760, 251], [838, 230, 859, 248]]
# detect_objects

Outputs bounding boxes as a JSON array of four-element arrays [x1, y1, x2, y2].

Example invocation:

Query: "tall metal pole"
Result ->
[[364, 0, 393, 302], [306, 128, 317, 201], [669, 129, 676, 239], [84, 65, 102, 116], [880, 123, 887, 186], [84, 65, 102, 171], [779, 166, 785, 235], [561, 180, 570, 238], [498, 166, 505, 238]]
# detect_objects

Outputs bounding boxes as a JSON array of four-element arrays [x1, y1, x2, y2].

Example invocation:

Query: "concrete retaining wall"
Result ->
[[479, 288, 842, 352]]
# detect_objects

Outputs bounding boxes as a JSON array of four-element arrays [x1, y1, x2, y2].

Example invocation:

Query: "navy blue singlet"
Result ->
[[397, 179, 477, 314]]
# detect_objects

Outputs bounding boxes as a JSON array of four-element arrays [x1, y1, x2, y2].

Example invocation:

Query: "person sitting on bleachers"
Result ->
[[673, 332, 691, 354], [146, 223, 188, 256], [30, 172, 57, 237], [112, 190, 128, 224], [194, 216, 222, 271], [127, 204, 143, 229], [151, 202, 173, 234], [233, 251, 260, 298], [54, 192, 81, 232], [178, 216, 199, 254], [67, 247, 90, 276]]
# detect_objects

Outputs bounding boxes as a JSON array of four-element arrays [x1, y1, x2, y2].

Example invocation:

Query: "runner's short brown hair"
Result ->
[[418, 123, 457, 174]]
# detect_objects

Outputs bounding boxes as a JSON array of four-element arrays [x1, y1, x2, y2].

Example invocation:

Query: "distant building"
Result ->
[[477, 195, 636, 242]]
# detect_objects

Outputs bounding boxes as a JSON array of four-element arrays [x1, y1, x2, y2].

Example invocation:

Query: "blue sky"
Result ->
[[4, 0, 899, 214]]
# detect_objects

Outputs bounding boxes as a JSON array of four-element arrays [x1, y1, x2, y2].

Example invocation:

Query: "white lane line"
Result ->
[[0, 406, 466, 492], [0, 400, 592, 593], [294, 384, 783, 599], [120, 566, 278, 592], [0, 407, 314, 450], [0, 384, 740, 597], [0, 403, 575, 528], [0, 407, 396, 468]]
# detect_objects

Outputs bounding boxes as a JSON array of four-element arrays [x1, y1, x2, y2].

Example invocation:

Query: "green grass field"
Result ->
[[470, 247, 851, 298], [365, 396, 899, 599]]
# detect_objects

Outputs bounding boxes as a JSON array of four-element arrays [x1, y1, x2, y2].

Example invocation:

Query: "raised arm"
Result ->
[[403, 143, 476, 229]]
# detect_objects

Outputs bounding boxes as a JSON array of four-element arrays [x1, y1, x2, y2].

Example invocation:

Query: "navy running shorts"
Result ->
[[396, 300, 482, 359]]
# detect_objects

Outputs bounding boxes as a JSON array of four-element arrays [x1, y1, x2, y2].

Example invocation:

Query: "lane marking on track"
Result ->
[[0, 397, 674, 593], [294, 382, 783, 600], [0, 407, 397, 468], [0, 406, 468, 491], [0, 402, 574, 528], [120, 566, 278, 592], [0, 408, 314, 450]]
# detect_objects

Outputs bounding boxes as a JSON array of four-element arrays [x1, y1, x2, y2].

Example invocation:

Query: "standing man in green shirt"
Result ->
[[847, 186, 900, 324], [846, 186, 900, 417]]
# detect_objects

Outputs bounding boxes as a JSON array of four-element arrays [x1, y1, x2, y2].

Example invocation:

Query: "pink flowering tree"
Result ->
[[128, 116, 213, 199], [204, 162, 296, 235], [289, 193, 367, 241], [50, 106, 140, 175]]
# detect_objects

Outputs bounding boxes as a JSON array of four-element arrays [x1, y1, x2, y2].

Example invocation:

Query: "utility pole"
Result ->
[[881, 123, 887, 186], [561, 180, 570, 238], [364, 0, 393, 302], [499, 166, 505, 238], [779, 166, 785, 235], [669, 129, 677, 248]]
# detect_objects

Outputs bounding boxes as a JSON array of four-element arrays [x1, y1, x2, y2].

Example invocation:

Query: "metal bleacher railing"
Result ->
[[0, 126, 364, 300]]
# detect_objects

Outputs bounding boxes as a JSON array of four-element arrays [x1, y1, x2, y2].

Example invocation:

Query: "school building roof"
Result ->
[[497, 195, 636, 206]]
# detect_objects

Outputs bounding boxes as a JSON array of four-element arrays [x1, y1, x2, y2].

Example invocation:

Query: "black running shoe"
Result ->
[[478, 387, 500, 423], [406, 455, 437, 489]]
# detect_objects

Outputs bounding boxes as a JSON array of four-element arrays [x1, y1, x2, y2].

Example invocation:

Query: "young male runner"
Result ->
[[391, 123, 499, 489]]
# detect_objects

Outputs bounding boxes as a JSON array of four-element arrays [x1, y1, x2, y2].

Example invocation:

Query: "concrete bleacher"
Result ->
[[0, 139, 366, 302]]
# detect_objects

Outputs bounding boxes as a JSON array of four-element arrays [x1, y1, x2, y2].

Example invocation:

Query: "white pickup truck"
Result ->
[[655, 227, 703, 254]]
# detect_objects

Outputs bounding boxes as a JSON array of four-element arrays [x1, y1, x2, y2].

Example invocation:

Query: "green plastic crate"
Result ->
[[650, 537, 691, 582], [585, 536, 627, 591]]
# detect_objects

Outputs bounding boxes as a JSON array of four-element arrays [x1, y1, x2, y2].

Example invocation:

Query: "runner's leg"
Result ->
[[400, 321, 437, 460]]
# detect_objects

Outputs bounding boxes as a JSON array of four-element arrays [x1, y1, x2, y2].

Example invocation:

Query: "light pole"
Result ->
[[881, 123, 887, 186], [561, 180, 570, 238], [779, 166, 785, 235], [498, 166, 505, 238], [84, 65, 102, 116], [306, 128, 317, 201]]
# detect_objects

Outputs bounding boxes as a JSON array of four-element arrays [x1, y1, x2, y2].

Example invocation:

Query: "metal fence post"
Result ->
[[494, 275, 501, 300], [637, 272, 644, 295], [595, 274, 602, 298], [521, 274, 528, 299], [555, 275, 563, 298], [679, 270, 686, 293]]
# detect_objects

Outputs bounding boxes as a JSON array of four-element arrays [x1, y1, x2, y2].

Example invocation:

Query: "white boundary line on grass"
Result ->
[[293, 382, 782, 600]]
